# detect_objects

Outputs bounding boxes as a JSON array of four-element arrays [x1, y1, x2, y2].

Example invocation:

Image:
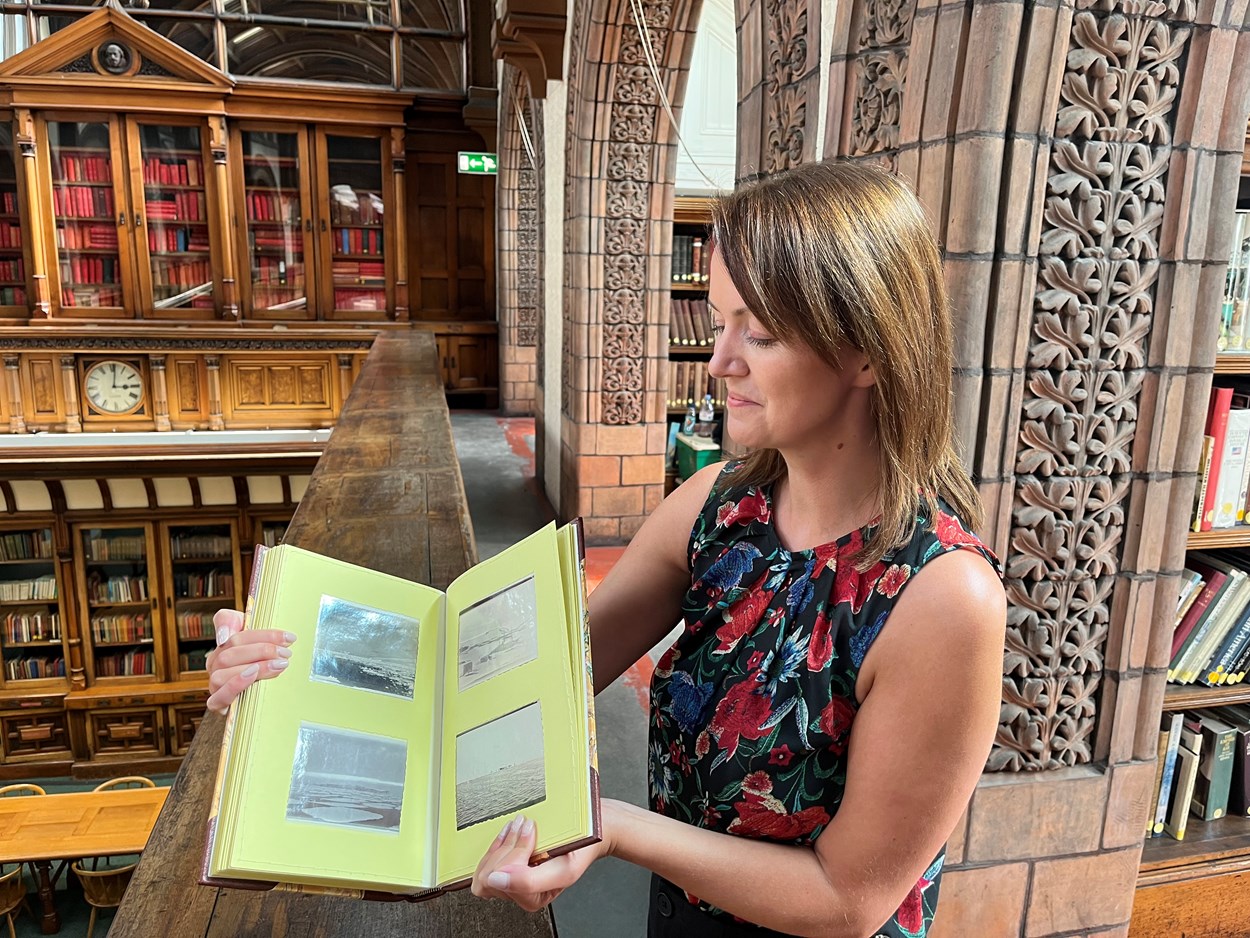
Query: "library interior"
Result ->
[[0, 0, 1247, 936]]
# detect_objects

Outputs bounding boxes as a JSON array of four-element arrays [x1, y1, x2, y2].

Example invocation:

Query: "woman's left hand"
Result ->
[[470, 804, 616, 911]]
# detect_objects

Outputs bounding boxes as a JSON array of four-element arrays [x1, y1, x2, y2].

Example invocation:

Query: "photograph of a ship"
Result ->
[[311, 595, 419, 700], [457, 575, 539, 692], [287, 723, 408, 833], [455, 702, 546, 830]]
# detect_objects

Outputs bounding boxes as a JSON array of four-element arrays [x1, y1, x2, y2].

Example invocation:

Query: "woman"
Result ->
[[207, 161, 1006, 938]]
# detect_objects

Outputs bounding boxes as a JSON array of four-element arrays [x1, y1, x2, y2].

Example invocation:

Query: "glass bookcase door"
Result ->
[[0, 122, 27, 312], [46, 119, 130, 315], [132, 121, 218, 318], [77, 525, 159, 683], [0, 527, 66, 689], [161, 521, 240, 679], [320, 132, 388, 318], [238, 128, 313, 320]]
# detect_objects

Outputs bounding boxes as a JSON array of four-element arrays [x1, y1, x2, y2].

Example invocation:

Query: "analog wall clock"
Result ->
[[83, 359, 146, 416]]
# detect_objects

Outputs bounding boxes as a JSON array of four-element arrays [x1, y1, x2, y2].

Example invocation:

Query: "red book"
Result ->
[[1202, 386, 1236, 531], [1174, 565, 1230, 662]]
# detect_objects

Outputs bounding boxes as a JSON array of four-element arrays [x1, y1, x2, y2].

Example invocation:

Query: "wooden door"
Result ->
[[156, 519, 241, 681], [40, 114, 137, 318], [313, 128, 392, 321], [72, 522, 163, 685], [444, 334, 497, 391], [126, 117, 220, 319], [0, 116, 31, 318], [232, 124, 316, 320]]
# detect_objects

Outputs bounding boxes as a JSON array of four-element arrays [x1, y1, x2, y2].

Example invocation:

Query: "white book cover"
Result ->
[[1214, 408, 1250, 528]]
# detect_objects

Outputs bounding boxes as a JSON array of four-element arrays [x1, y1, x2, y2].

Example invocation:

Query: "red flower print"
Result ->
[[747, 651, 765, 670], [896, 874, 932, 934], [807, 606, 833, 671], [656, 644, 678, 675], [716, 489, 771, 529], [876, 563, 912, 598], [708, 679, 773, 756], [701, 804, 722, 826], [819, 695, 856, 754], [833, 554, 886, 614], [935, 512, 978, 550], [715, 576, 775, 652], [742, 771, 773, 796], [810, 541, 840, 581], [767, 744, 794, 767], [695, 730, 711, 759], [727, 797, 830, 841]]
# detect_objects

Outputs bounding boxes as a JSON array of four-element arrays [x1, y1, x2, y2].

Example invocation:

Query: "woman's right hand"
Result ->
[[205, 609, 296, 714]]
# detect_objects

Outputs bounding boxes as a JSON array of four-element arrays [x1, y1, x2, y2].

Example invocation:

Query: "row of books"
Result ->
[[246, 192, 299, 224], [53, 185, 115, 219], [333, 288, 386, 311], [4, 656, 65, 681], [670, 298, 713, 346], [0, 530, 52, 561], [61, 286, 122, 307], [54, 154, 110, 183], [151, 260, 212, 289], [0, 259, 24, 280], [328, 190, 383, 226], [57, 224, 117, 250], [334, 227, 383, 255], [671, 234, 710, 285], [170, 533, 232, 558], [146, 192, 205, 222], [0, 575, 56, 603], [332, 260, 385, 283], [177, 611, 217, 640], [2, 613, 60, 644], [0, 222, 22, 249], [148, 229, 211, 254], [667, 359, 727, 411], [1193, 383, 1250, 531], [180, 648, 209, 672], [60, 257, 119, 286], [1172, 552, 1250, 685], [173, 571, 233, 600], [254, 259, 303, 286], [0, 287, 25, 305], [90, 613, 152, 645], [87, 574, 149, 605], [142, 156, 202, 187], [0, 191, 16, 214], [95, 649, 154, 677], [1148, 707, 1250, 840]]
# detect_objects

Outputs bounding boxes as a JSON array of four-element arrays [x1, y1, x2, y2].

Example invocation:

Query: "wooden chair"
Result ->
[[0, 864, 31, 938], [72, 861, 136, 938], [0, 784, 45, 797], [92, 776, 155, 792]]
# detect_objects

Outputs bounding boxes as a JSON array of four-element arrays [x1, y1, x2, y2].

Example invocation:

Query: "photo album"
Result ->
[[202, 520, 599, 899]]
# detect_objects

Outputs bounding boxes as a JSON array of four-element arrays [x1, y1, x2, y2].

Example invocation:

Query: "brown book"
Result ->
[[689, 298, 708, 345]]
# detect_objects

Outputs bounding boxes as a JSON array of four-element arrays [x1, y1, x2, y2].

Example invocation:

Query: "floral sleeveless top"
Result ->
[[648, 461, 999, 937]]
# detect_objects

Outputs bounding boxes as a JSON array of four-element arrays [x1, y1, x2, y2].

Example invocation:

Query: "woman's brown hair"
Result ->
[[710, 160, 982, 568]]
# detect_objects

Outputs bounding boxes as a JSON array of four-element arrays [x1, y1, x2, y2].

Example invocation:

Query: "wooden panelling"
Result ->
[[168, 356, 205, 424], [167, 702, 203, 757], [0, 709, 71, 762], [1131, 869, 1250, 937], [86, 705, 165, 759], [221, 357, 336, 425], [19, 354, 63, 427]]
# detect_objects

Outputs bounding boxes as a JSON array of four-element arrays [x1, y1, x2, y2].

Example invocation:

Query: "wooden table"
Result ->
[[0, 786, 168, 933], [109, 333, 555, 937]]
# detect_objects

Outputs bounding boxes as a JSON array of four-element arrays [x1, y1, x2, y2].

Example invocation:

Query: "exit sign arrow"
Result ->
[[457, 152, 498, 175]]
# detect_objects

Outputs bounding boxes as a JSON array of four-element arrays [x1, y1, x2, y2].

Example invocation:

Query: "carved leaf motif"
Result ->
[[1029, 308, 1094, 370]]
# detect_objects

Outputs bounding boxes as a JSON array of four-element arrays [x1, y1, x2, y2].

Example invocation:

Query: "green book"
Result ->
[[204, 520, 599, 898], [1190, 710, 1239, 821]]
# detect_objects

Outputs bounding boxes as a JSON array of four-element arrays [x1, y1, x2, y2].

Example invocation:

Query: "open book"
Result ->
[[203, 520, 599, 899]]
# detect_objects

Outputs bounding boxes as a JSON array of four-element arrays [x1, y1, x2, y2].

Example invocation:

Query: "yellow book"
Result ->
[[203, 520, 599, 899]]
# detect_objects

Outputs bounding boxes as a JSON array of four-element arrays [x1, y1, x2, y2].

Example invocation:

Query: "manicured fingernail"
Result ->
[[496, 822, 510, 842], [270, 658, 289, 671], [283, 632, 298, 644], [275, 646, 293, 658], [487, 871, 510, 890], [216, 628, 229, 646], [241, 664, 259, 679], [520, 818, 534, 837]]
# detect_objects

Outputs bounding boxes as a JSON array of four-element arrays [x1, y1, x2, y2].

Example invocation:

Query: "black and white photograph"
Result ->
[[457, 575, 539, 692], [311, 595, 419, 699], [455, 702, 546, 830], [286, 723, 408, 833]]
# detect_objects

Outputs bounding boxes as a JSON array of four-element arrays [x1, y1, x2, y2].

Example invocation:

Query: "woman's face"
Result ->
[[705, 250, 873, 453]]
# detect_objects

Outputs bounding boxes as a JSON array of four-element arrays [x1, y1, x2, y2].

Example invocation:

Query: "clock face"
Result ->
[[84, 360, 145, 415]]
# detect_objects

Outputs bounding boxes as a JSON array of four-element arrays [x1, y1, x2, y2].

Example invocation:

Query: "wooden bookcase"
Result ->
[[1130, 130, 1250, 933]]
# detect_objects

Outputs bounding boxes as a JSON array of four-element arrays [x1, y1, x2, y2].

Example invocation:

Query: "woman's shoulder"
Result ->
[[905, 499, 1000, 576]]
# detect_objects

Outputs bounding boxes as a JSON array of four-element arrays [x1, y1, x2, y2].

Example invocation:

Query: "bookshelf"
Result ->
[[238, 127, 311, 318], [76, 524, 160, 683], [0, 123, 25, 312], [667, 196, 721, 419], [160, 521, 242, 679], [0, 526, 66, 691], [324, 133, 388, 317]]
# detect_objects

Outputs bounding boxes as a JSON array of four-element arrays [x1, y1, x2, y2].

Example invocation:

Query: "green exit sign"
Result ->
[[457, 152, 498, 175]]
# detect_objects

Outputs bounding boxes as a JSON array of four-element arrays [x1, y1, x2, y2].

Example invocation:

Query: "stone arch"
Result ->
[[497, 64, 545, 417]]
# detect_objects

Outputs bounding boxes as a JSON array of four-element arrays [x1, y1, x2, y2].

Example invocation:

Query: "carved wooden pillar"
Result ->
[[209, 117, 238, 320], [337, 354, 354, 406], [3, 355, 25, 432], [59, 355, 81, 433], [57, 527, 86, 691], [149, 354, 171, 431], [204, 355, 225, 430], [390, 127, 409, 323], [15, 110, 49, 319]]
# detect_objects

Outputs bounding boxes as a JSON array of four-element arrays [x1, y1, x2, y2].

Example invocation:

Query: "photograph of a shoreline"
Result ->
[[456, 702, 545, 830], [457, 575, 539, 692], [311, 595, 419, 700], [287, 723, 408, 833]]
